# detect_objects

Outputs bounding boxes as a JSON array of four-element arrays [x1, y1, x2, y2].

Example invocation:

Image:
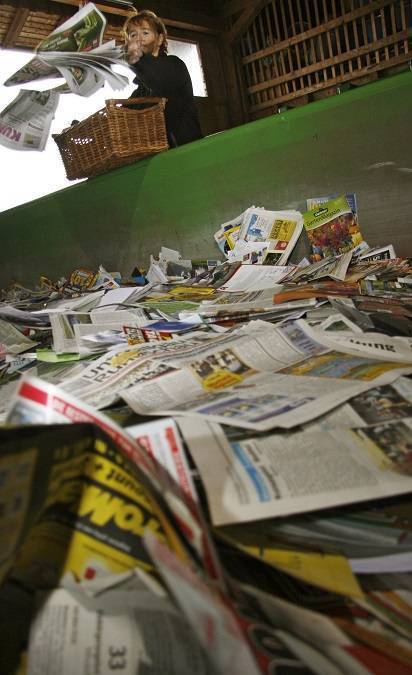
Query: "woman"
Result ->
[[124, 10, 203, 147]]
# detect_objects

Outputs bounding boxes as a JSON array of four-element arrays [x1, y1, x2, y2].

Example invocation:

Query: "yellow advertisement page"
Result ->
[[219, 530, 363, 599], [10, 428, 182, 588], [269, 219, 296, 244], [189, 347, 256, 391]]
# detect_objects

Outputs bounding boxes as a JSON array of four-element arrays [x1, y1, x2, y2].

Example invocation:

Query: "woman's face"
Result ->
[[127, 19, 164, 63]]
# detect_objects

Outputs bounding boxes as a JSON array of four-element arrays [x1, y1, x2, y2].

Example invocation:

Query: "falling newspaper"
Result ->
[[0, 3, 130, 151], [3, 3, 128, 94], [0, 89, 60, 151]]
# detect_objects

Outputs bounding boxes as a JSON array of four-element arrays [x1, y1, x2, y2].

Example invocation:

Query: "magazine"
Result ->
[[303, 195, 364, 261]]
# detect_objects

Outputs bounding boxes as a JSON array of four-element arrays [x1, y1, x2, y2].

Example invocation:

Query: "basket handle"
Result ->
[[106, 97, 167, 111]]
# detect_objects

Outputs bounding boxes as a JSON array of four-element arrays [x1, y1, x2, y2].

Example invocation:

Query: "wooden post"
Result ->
[[218, 34, 248, 127]]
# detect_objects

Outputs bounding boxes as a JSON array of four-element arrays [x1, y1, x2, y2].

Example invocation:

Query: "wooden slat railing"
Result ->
[[232, 0, 411, 119]]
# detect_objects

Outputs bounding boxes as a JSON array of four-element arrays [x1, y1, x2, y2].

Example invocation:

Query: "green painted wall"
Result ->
[[1, 71, 411, 287]]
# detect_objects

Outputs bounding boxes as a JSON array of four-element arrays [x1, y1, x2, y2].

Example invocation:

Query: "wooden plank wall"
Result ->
[[228, 0, 411, 120]]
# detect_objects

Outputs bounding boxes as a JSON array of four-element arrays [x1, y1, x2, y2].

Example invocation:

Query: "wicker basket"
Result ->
[[54, 97, 168, 180]]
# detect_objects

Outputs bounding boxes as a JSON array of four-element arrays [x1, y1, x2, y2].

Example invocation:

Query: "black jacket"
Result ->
[[130, 53, 203, 147]]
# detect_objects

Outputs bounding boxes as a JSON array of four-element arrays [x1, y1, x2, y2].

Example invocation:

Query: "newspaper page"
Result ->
[[48, 318, 412, 431], [82, 321, 327, 417], [179, 302, 315, 331], [232, 582, 373, 675], [2, 4, 128, 111], [359, 245, 396, 261], [53, 62, 104, 97], [0, 305, 50, 326], [299, 319, 412, 363], [226, 239, 269, 264], [91, 308, 150, 326], [284, 254, 337, 283], [0, 89, 59, 151], [214, 210, 245, 255], [120, 322, 412, 431], [126, 418, 198, 502], [219, 526, 364, 598], [72, 322, 129, 355], [234, 207, 304, 265], [43, 42, 128, 95], [177, 417, 412, 526], [216, 264, 292, 293], [50, 312, 93, 354], [188, 294, 317, 320], [5, 375, 151, 464], [56, 327, 265, 402], [28, 582, 212, 675], [39, 290, 105, 313], [304, 377, 412, 432], [144, 534, 261, 675], [0, 317, 38, 353], [0, 380, 23, 423], [311, 251, 354, 282], [59, 332, 229, 408], [197, 288, 278, 308], [0, 4, 127, 151], [145, 534, 350, 674], [214, 207, 303, 266], [138, 372, 376, 431]]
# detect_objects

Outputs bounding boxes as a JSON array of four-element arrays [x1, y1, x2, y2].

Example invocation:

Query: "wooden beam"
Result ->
[[161, 19, 218, 36], [47, 0, 133, 17], [221, 0, 251, 19], [2, 7, 31, 48], [141, 1, 220, 33], [46, 0, 219, 34], [218, 34, 247, 126], [225, 0, 268, 45]]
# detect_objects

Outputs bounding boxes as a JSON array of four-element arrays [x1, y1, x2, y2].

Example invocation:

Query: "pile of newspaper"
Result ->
[[1, 195, 412, 674], [0, 3, 131, 151], [214, 205, 304, 265]]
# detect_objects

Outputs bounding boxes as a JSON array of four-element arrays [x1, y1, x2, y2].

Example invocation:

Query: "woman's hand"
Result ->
[[126, 37, 144, 65]]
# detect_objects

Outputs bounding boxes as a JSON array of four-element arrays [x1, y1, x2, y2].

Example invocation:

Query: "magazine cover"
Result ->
[[303, 195, 364, 261], [306, 192, 358, 217]]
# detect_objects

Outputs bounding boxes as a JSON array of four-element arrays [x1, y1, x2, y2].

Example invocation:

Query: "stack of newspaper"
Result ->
[[0, 2, 131, 151], [1, 197, 412, 674], [214, 205, 304, 265]]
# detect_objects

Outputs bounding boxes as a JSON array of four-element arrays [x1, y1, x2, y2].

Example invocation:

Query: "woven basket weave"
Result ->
[[54, 97, 168, 180]]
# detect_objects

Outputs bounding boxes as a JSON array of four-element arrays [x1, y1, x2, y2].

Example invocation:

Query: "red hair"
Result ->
[[123, 9, 168, 55]]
